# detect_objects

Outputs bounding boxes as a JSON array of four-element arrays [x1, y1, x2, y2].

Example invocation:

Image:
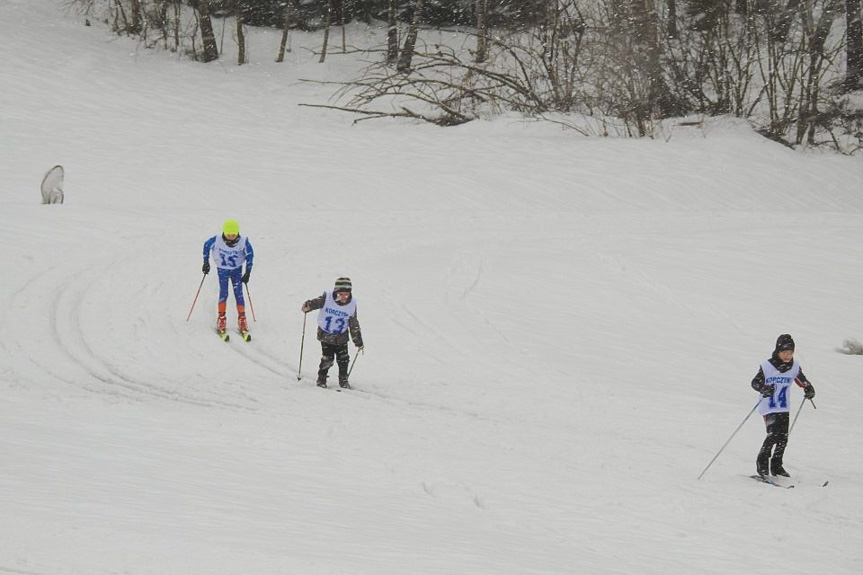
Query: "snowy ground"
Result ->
[[1, 2, 862, 574]]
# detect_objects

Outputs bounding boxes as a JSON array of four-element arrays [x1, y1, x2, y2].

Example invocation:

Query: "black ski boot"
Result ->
[[771, 459, 791, 477], [316, 371, 328, 388], [756, 452, 770, 478], [338, 374, 351, 390]]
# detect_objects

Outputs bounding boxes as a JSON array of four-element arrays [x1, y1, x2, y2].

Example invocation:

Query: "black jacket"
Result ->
[[750, 354, 814, 394]]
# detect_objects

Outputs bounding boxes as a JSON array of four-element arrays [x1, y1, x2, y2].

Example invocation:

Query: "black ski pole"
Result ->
[[297, 312, 307, 381], [347, 349, 361, 378], [697, 400, 761, 480], [789, 397, 816, 435]]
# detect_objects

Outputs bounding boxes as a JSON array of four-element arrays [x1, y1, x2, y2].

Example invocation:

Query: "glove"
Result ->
[[301, 302, 311, 313], [804, 384, 815, 400], [241, 270, 250, 284], [202, 261, 210, 274], [760, 384, 775, 398]]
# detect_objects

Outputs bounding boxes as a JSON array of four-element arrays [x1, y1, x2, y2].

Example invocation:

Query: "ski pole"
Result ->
[[348, 349, 361, 377], [244, 283, 257, 322], [697, 400, 761, 480], [297, 312, 308, 381], [186, 274, 207, 322], [789, 397, 816, 435]]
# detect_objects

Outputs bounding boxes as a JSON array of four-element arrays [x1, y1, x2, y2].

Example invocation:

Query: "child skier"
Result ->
[[750, 334, 816, 477], [202, 219, 254, 340], [301, 277, 364, 389]]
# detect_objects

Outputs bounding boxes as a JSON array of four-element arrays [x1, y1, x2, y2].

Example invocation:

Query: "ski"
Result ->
[[315, 383, 346, 392], [239, 329, 251, 342], [216, 329, 230, 342], [750, 474, 795, 489]]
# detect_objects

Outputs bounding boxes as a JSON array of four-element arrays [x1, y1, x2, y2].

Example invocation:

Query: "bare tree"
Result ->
[[277, 0, 300, 63], [387, 0, 399, 64], [189, 0, 218, 62], [339, 0, 347, 53], [847, 0, 863, 90], [771, 0, 803, 45], [796, 0, 842, 144], [630, 0, 674, 116], [475, 0, 489, 63], [128, 0, 143, 34], [397, 0, 425, 72], [320, 0, 334, 63], [667, 0, 678, 39], [235, 0, 246, 65]]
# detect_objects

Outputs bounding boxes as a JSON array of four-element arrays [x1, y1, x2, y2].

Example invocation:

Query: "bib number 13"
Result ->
[[324, 316, 346, 334]]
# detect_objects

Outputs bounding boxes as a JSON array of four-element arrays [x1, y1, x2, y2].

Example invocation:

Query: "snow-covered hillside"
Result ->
[[1, 2, 862, 574]]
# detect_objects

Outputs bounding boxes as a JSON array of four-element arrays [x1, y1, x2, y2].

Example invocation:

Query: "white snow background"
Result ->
[[1, 1, 862, 573]]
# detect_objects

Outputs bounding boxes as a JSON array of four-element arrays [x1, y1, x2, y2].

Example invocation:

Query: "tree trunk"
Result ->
[[340, 0, 347, 53], [771, 0, 803, 45], [320, 0, 334, 63], [847, 0, 863, 90], [277, 4, 291, 62], [112, 0, 126, 34], [397, 0, 425, 72], [277, 0, 300, 62], [645, 0, 665, 113], [191, 0, 219, 62], [156, 0, 169, 49], [235, 2, 246, 65], [173, 0, 181, 53], [796, 0, 841, 143], [475, 0, 488, 63], [632, 0, 670, 116], [387, 0, 399, 64], [667, 0, 678, 39], [128, 0, 143, 35]]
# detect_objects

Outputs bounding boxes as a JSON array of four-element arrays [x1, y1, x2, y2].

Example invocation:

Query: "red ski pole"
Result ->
[[186, 274, 207, 322], [244, 283, 257, 322], [297, 312, 308, 381]]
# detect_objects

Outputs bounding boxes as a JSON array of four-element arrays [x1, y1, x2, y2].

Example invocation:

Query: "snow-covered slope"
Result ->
[[1, 2, 862, 573]]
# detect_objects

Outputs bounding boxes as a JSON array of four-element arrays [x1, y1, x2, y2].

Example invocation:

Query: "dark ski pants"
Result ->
[[757, 412, 790, 471], [318, 342, 350, 381]]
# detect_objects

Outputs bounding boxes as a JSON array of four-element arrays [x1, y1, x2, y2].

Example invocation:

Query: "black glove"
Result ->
[[241, 270, 250, 284], [202, 261, 210, 274], [760, 384, 775, 398], [804, 384, 815, 400]]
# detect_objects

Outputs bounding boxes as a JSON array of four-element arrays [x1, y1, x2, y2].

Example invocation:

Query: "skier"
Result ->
[[202, 219, 254, 339], [301, 277, 364, 389], [750, 334, 816, 478]]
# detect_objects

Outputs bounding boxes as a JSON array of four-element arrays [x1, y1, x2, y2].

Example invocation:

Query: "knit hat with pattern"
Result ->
[[775, 334, 795, 353]]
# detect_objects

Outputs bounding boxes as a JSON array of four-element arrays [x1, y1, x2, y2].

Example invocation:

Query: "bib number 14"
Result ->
[[769, 386, 789, 409]]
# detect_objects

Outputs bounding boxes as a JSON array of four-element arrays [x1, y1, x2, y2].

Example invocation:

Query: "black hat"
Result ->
[[334, 277, 352, 293], [775, 334, 795, 353]]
